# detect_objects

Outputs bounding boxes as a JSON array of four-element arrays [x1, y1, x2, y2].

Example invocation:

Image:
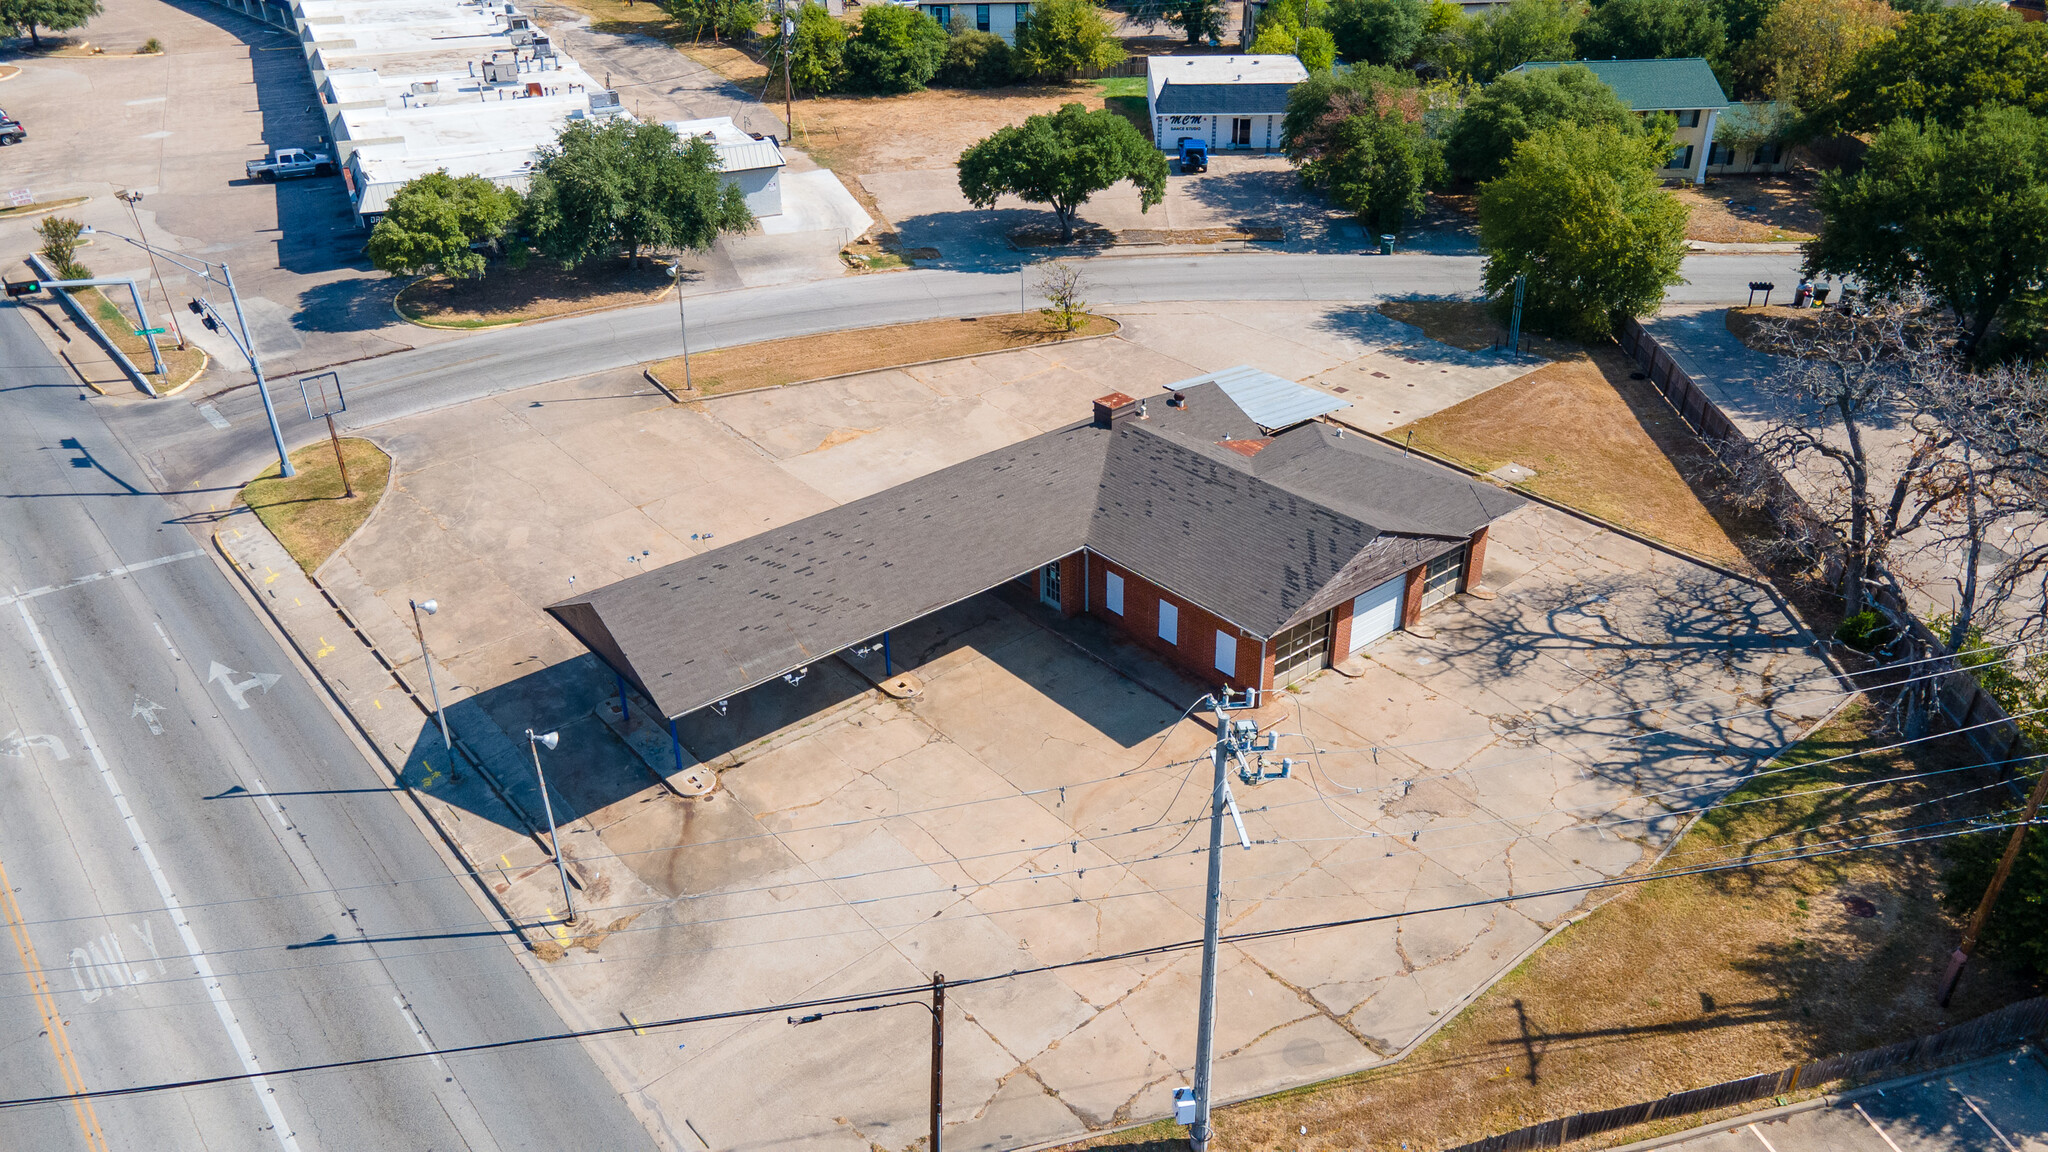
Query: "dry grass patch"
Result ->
[[1383, 304, 1750, 567], [395, 260, 672, 327], [77, 288, 208, 392], [1060, 703, 2040, 1152], [1726, 304, 1837, 355], [1676, 176, 1821, 244], [240, 438, 393, 573], [791, 85, 1109, 175], [647, 312, 1117, 394]]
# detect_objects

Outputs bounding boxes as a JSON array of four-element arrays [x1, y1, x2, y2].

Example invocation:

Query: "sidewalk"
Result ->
[[212, 513, 671, 954]]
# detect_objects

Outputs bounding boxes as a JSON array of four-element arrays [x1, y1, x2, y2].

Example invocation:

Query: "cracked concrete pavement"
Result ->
[[221, 302, 1838, 1149]]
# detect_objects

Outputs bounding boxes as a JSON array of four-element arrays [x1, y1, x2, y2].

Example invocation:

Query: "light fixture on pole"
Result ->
[[409, 597, 451, 754], [525, 728, 576, 925], [115, 189, 186, 350], [665, 260, 693, 393]]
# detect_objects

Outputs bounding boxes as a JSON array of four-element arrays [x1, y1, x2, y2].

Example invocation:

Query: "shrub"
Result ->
[[1832, 609, 1892, 652], [140, 36, 161, 52], [936, 28, 1014, 87], [844, 3, 950, 93]]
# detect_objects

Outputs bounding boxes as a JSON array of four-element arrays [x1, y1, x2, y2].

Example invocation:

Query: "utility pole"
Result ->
[[781, 0, 794, 134], [930, 971, 945, 1152], [116, 190, 185, 349], [1939, 766, 2048, 1005], [1188, 689, 1263, 1151], [666, 260, 694, 392]]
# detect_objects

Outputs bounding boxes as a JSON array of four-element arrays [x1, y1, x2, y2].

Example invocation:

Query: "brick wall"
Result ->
[[1086, 554, 1268, 692]]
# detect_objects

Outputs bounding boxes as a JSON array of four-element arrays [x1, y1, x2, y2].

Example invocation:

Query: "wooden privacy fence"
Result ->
[[1615, 317, 2028, 766], [1450, 996, 2048, 1152]]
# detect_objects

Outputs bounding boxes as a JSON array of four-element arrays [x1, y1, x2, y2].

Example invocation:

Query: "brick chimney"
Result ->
[[1092, 392, 1140, 428]]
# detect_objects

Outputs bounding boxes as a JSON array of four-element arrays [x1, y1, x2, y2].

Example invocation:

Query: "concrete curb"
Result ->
[[644, 316, 1124, 401], [211, 527, 544, 952], [392, 273, 676, 331]]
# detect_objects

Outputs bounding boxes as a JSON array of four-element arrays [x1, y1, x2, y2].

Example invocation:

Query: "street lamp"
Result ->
[[789, 972, 946, 1151], [525, 729, 576, 925], [78, 224, 294, 479], [114, 190, 185, 350], [665, 260, 693, 393], [408, 597, 451, 754]]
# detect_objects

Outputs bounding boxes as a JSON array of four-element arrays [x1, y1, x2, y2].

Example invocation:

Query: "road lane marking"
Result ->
[[1, 730, 70, 760], [206, 661, 281, 710], [152, 621, 185, 664], [1746, 1123, 1780, 1152], [0, 853, 111, 1152], [132, 697, 165, 735], [392, 994, 449, 1074], [1950, 1082, 2020, 1152], [14, 599, 305, 1152], [1853, 1103, 1905, 1152], [0, 551, 206, 608]]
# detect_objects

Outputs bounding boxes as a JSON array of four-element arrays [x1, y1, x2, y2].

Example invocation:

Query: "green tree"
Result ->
[[1161, 0, 1228, 43], [765, 2, 848, 96], [844, 2, 950, 92], [1744, 0, 1897, 113], [1822, 4, 2048, 134], [1443, 62, 1642, 182], [1459, 0, 1585, 82], [957, 102, 1168, 242], [937, 28, 1016, 87], [525, 119, 753, 269], [1282, 63, 1416, 163], [367, 170, 522, 280], [1806, 105, 2048, 355], [1478, 121, 1689, 339], [1573, 0, 1726, 62], [1319, 107, 1438, 233], [1014, 0, 1124, 78], [1252, 19, 1338, 70], [0, 0, 99, 46], [1415, 0, 1471, 75], [661, 0, 763, 41], [1326, 0, 1427, 65], [33, 216, 89, 280]]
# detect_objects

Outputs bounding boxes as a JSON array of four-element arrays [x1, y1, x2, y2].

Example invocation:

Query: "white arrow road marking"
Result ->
[[132, 697, 165, 735], [1, 730, 71, 760], [207, 662, 281, 710], [15, 600, 302, 1152]]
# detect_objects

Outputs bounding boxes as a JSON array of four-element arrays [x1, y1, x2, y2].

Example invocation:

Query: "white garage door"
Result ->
[[1349, 576, 1406, 654]]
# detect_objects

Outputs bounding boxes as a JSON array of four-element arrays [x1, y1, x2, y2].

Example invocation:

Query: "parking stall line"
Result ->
[[1853, 1103, 1907, 1152]]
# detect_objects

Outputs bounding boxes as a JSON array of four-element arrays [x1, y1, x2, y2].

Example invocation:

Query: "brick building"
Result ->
[[548, 369, 1523, 718]]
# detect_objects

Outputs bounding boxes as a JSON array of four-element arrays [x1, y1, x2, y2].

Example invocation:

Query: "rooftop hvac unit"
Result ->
[[589, 89, 623, 116], [507, 14, 532, 30], [408, 79, 440, 95], [510, 27, 535, 45]]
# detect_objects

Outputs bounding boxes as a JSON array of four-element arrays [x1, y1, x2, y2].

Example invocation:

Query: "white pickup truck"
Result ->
[[245, 147, 336, 181]]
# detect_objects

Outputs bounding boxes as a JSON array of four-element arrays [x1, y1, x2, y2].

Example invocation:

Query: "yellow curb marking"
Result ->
[[314, 636, 335, 658], [262, 566, 279, 585], [372, 698, 383, 709], [624, 1013, 647, 1036]]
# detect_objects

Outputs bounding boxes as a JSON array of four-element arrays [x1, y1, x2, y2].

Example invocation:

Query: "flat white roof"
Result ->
[[1145, 54, 1308, 100]]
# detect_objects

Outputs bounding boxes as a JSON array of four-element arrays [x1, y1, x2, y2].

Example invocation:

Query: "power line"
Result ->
[[1, 817, 2034, 1115]]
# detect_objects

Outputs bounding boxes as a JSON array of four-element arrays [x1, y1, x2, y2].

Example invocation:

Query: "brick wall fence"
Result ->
[[1616, 317, 2027, 766]]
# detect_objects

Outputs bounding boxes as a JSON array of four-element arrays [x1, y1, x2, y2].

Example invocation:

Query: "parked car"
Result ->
[[0, 116, 25, 146], [245, 147, 336, 181], [1177, 138, 1207, 174]]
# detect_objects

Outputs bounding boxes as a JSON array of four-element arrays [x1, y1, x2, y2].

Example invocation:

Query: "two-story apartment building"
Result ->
[[1511, 58, 1732, 184]]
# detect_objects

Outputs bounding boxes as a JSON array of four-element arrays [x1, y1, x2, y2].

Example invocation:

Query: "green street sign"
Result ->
[[135, 326, 167, 335]]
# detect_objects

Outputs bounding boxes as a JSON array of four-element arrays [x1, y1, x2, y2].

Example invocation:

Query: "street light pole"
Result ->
[[525, 729, 576, 925], [667, 261, 694, 392], [789, 974, 946, 1151], [409, 598, 451, 753], [116, 190, 186, 349]]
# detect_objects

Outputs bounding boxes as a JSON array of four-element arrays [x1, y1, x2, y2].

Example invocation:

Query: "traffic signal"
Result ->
[[4, 279, 40, 297], [201, 314, 219, 332], [187, 299, 202, 314]]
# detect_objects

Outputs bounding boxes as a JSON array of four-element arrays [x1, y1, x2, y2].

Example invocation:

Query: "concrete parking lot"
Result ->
[[205, 302, 1840, 1150], [1670, 1052, 2048, 1152]]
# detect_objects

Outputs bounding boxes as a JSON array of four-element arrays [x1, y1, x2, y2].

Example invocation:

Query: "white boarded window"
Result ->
[[1158, 600, 1178, 645], [1214, 630, 1237, 675], [1105, 571, 1124, 614]]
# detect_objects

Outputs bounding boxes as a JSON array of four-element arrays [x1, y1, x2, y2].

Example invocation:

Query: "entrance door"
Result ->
[[1039, 560, 1061, 609], [1231, 117, 1252, 147], [1271, 610, 1331, 685], [1349, 576, 1405, 653]]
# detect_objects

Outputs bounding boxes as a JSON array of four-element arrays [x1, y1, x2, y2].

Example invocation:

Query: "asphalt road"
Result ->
[[0, 304, 653, 1150], [1669, 1052, 2048, 1152], [115, 251, 1803, 491]]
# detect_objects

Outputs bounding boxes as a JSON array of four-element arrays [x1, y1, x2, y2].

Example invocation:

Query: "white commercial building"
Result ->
[[664, 118, 787, 218], [1145, 54, 1307, 154]]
